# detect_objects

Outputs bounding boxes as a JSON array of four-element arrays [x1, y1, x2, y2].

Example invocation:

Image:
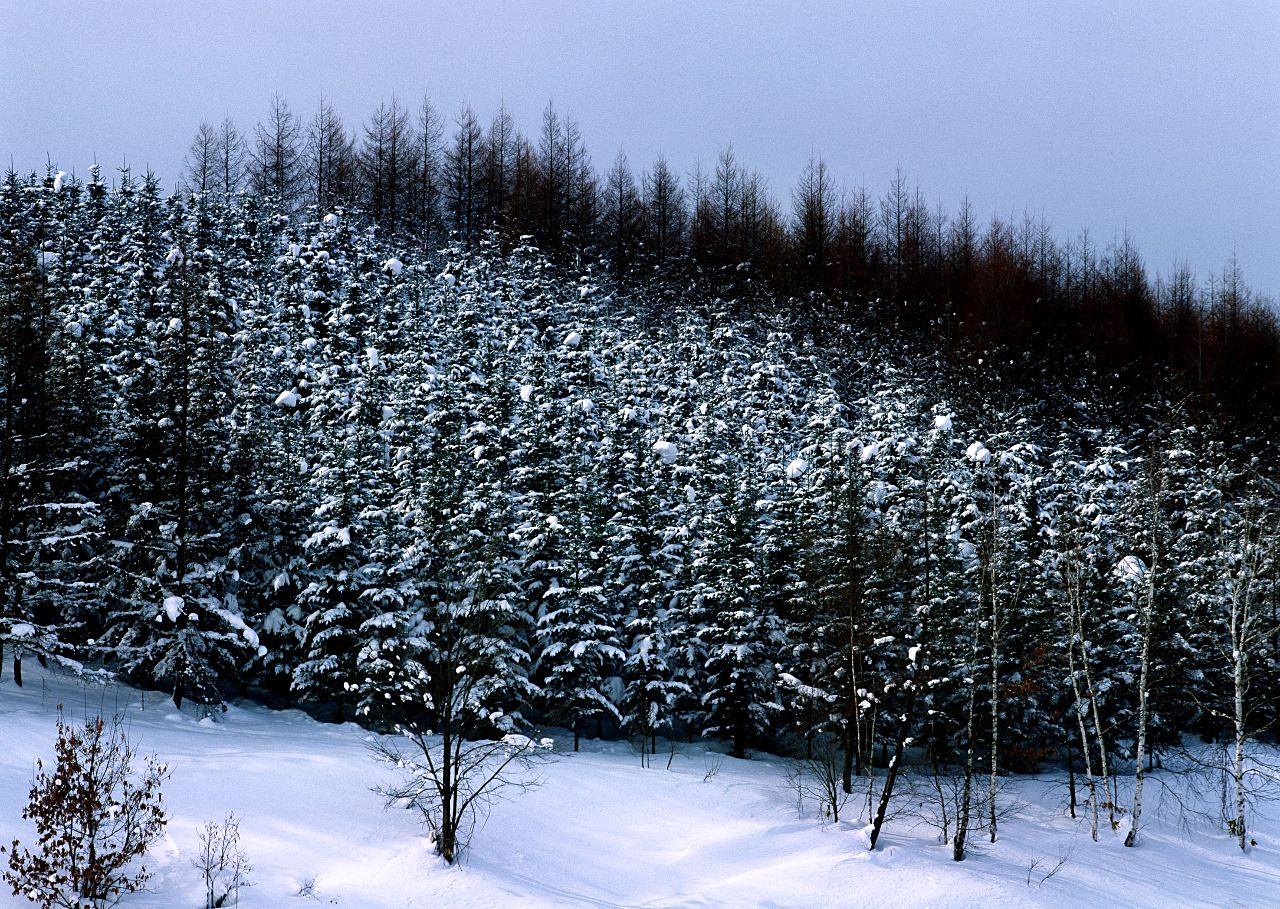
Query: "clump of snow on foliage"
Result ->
[[652, 440, 679, 464], [965, 441, 991, 463], [1115, 555, 1148, 584], [162, 596, 184, 623]]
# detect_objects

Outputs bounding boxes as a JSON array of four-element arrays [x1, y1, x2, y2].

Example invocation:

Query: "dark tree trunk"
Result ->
[[1065, 724, 1077, 819], [842, 727, 855, 794]]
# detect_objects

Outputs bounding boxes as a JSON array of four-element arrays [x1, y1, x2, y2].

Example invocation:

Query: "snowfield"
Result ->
[[1, 668, 1277, 908]]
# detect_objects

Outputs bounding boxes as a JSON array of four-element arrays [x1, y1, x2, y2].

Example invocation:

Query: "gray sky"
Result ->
[[4, 0, 1277, 295]]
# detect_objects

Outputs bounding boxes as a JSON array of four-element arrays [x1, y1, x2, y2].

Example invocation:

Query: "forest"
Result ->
[[3, 94, 1280, 864]]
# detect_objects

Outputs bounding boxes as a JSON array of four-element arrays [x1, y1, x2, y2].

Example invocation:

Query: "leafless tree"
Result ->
[[412, 95, 446, 247], [185, 121, 219, 195], [370, 726, 549, 865], [361, 96, 413, 233], [641, 155, 685, 261], [250, 93, 302, 209], [193, 813, 251, 908], [305, 98, 354, 212], [215, 118, 246, 197], [785, 734, 850, 823]]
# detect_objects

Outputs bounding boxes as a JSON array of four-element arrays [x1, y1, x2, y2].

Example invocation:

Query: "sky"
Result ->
[[3, 0, 1277, 295]]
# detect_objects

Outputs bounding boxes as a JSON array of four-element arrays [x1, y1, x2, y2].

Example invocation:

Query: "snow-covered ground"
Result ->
[[1, 667, 1276, 908]]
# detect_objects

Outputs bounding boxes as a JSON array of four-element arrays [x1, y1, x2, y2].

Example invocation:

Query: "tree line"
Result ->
[[185, 94, 1280, 428]]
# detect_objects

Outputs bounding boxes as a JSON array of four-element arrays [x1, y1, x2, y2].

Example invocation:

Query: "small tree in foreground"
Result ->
[[3, 714, 169, 909], [784, 734, 850, 823], [194, 813, 251, 908], [371, 726, 551, 864]]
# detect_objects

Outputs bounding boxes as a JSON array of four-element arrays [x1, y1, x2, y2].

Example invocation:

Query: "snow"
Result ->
[[274, 389, 299, 409], [652, 439, 679, 464], [933, 414, 953, 432], [35, 251, 60, 270], [162, 595, 184, 623], [9, 622, 35, 638], [1115, 555, 1149, 584], [563, 330, 582, 348], [165, 246, 184, 266], [519, 384, 535, 403], [382, 257, 404, 276], [52, 171, 65, 192], [2, 666, 1277, 909], [785, 457, 809, 480], [966, 441, 992, 463], [322, 213, 339, 226]]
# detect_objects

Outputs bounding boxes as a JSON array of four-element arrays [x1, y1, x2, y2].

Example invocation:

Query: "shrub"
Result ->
[[193, 813, 251, 908], [2, 714, 169, 909]]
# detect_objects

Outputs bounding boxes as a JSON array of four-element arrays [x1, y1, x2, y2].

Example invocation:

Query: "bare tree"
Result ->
[[602, 151, 641, 267], [1195, 476, 1280, 849], [412, 96, 446, 248], [215, 118, 246, 197], [641, 155, 685, 261], [792, 155, 835, 289], [445, 106, 484, 248], [370, 718, 550, 864], [483, 102, 517, 226], [361, 96, 413, 233], [305, 98, 353, 212], [786, 734, 851, 823], [250, 93, 302, 209], [193, 813, 251, 908], [1121, 444, 1170, 848], [185, 121, 219, 196]]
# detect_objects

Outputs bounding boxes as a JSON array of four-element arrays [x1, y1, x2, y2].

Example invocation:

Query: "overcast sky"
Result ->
[[4, 1, 1277, 294]]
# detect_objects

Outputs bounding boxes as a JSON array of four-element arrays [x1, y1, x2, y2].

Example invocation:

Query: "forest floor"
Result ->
[[1, 666, 1276, 908]]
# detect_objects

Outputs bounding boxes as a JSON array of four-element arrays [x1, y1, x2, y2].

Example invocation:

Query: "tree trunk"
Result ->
[[869, 684, 917, 850], [1233, 644, 1247, 851], [1066, 583, 1099, 840], [953, 676, 978, 861], [841, 728, 854, 795], [1124, 571, 1155, 848], [1065, 725, 1077, 820], [988, 624, 999, 843]]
